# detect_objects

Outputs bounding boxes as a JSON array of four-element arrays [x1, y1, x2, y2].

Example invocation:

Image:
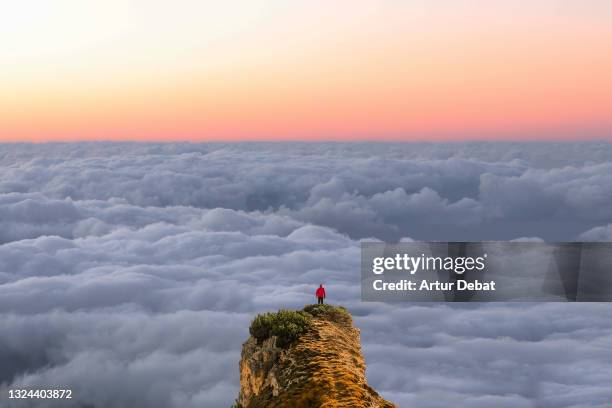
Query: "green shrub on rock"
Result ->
[[303, 304, 352, 325], [249, 313, 274, 343], [249, 310, 312, 348]]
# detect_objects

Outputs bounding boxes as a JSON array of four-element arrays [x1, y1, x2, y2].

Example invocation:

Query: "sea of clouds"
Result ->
[[1, 142, 611, 407]]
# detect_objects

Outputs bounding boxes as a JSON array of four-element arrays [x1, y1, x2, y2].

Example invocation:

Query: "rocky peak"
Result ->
[[234, 305, 395, 408]]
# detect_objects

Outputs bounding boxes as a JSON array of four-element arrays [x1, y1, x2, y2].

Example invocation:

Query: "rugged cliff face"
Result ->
[[234, 305, 395, 408]]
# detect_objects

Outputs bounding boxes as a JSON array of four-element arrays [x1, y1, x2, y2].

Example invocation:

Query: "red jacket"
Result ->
[[316, 287, 326, 298]]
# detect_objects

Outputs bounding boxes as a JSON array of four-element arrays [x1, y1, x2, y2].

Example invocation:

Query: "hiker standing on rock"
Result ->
[[316, 284, 326, 305]]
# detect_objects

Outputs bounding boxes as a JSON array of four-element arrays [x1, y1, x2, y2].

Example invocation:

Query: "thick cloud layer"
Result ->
[[1, 142, 611, 407], [2, 142, 612, 242]]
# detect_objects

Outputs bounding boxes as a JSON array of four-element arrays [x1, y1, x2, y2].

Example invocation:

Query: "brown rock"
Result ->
[[234, 306, 395, 408]]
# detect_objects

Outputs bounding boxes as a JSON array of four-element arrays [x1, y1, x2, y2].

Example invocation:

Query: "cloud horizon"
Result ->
[[1, 142, 612, 407]]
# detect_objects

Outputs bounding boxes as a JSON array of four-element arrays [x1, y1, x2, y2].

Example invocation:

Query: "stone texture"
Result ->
[[235, 307, 396, 408]]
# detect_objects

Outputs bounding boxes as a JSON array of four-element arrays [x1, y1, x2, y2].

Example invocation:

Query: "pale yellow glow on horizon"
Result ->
[[1, 0, 612, 141]]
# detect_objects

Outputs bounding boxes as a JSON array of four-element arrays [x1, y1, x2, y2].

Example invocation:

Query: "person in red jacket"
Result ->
[[316, 284, 326, 305]]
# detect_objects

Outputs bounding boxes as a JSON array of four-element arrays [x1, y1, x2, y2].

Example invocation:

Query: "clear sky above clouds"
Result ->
[[1, 0, 611, 141]]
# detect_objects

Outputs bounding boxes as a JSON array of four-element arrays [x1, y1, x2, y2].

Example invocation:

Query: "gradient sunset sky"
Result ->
[[1, 0, 611, 142]]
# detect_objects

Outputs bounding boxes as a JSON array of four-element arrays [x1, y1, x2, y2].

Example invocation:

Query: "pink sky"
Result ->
[[1, 1, 611, 141]]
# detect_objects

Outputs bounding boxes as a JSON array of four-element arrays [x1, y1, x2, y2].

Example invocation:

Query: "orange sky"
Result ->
[[1, 1, 612, 141]]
